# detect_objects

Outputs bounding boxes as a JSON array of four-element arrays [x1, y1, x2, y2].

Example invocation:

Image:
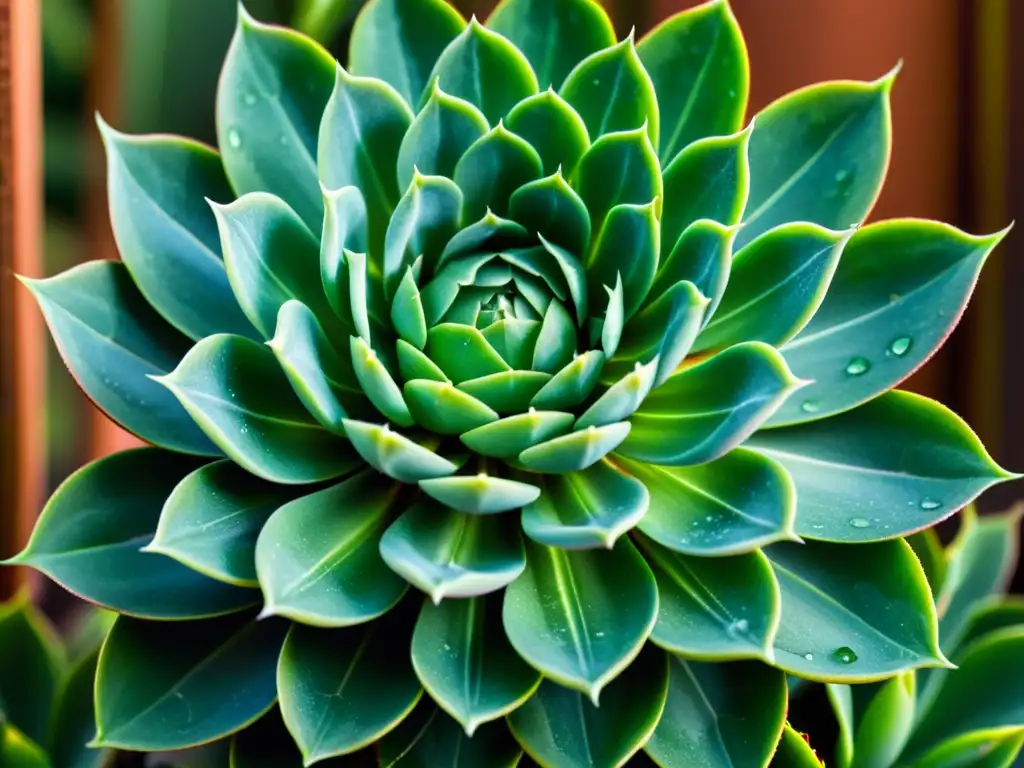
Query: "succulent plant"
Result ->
[[8, 0, 1018, 765], [791, 507, 1024, 768]]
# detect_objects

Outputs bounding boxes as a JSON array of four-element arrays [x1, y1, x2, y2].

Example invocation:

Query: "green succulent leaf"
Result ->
[[457, 370, 552, 414], [459, 410, 574, 458], [912, 729, 1024, 768], [638, 536, 780, 661], [8, 449, 256, 619], [560, 34, 659, 147], [343, 419, 457, 482], [503, 537, 658, 701], [378, 702, 523, 768], [319, 65, 413, 254], [487, 0, 616, 90], [391, 268, 429, 348], [418, 474, 541, 515], [509, 174, 592, 260], [349, 0, 465, 108], [521, 459, 649, 550], [508, 644, 669, 768], [827, 672, 916, 768], [739, 72, 896, 249], [0, 599, 63, 746], [577, 358, 658, 430], [772, 219, 1008, 425], [270, 300, 367, 434], [769, 724, 826, 767], [350, 336, 416, 427], [645, 657, 787, 768], [766, 538, 945, 681], [49, 647, 107, 768], [278, 618, 421, 763], [425, 17, 538, 123], [380, 501, 526, 602], [537, 235, 590, 324], [904, 627, 1024, 764], [424, 323, 510, 381], [158, 334, 359, 484], [621, 342, 804, 466], [661, 125, 752, 254], [93, 613, 287, 750], [695, 223, 849, 352], [255, 471, 407, 626], [572, 124, 662, 237], [907, 528, 948, 596], [588, 200, 660, 319], [148, 459, 302, 588], [213, 192, 346, 341], [505, 92, 592, 178], [747, 391, 1014, 542], [412, 594, 542, 734], [518, 421, 631, 473], [22, 261, 219, 456], [230, 709, 341, 768], [385, 171, 464, 292], [98, 121, 255, 341], [453, 123, 543, 220], [217, 8, 335, 231], [405, 379, 501, 433], [649, 218, 735, 325], [0, 724, 48, 768], [638, 0, 749, 163]]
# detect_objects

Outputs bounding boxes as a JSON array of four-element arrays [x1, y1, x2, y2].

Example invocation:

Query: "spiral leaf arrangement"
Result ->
[[8, 0, 1017, 765]]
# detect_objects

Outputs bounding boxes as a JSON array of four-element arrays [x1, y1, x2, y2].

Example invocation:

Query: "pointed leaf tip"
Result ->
[[876, 60, 903, 92]]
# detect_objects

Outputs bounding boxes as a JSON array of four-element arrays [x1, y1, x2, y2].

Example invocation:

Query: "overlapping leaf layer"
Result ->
[[9, 0, 1016, 765]]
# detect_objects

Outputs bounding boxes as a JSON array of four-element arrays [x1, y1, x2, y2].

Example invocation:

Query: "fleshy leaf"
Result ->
[[8, 448, 256, 619], [424, 323, 511, 382], [230, 708, 347, 767], [255, 471, 408, 626], [747, 391, 1014, 542], [827, 672, 916, 768], [645, 658, 787, 768], [453, 123, 543, 220], [425, 16, 538, 123], [277, 618, 421, 763], [487, 0, 616, 89], [158, 334, 359, 484], [769, 724, 826, 767], [621, 342, 804, 466], [350, 336, 415, 427], [405, 379, 501, 434], [343, 419, 457, 482], [98, 120, 254, 340], [412, 594, 541, 734], [622, 449, 796, 555], [380, 501, 526, 602], [576, 359, 658, 430], [93, 613, 286, 749], [148, 460, 302, 588], [660, 124, 752, 252], [903, 628, 1024, 764], [637, 0, 749, 162], [531, 301, 578, 373], [695, 223, 849, 352], [459, 410, 574, 458], [560, 34, 659, 146], [503, 537, 657, 701], [384, 171, 464, 293], [588, 201, 661, 319], [348, 0, 465, 107], [538, 235, 590, 323], [391, 267, 428, 348], [216, 8, 335, 230], [521, 459, 649, 550], [508, 645, 668, 766], [458, 370, 552, 414], [772, 219, 1008, 425], [911, 729, 1024, 768], [766, 538, 946, 681], [519, 422, 631, 473], [738, 72, 896, 249], [0, 599, 63, 746], [270, 300, 367, 434], [213, 192, 346, 340], [320, 185, 370, 322], [638, 535, 780, 661], [0, 724, 49, 767], [319, 65, 412, 254], [505, 92, 591, 177], [529, 350, 606, 410], [419, 473, 541, 515], [649, 218, 735, 324], [22, 261, 219, 455], [509, 173, 591, 259], [378, 702, 522, 767], [50, 646, 106, 768], [397, 338, 449, 381], [572, 124, 662, 237]]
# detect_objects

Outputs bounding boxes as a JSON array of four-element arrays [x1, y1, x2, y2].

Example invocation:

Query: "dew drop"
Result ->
[[227, 128, 242, 149], [727, 618, 750, 637], [832, 646, 857, 664], [887, 336, 912, 357], [800, 399, 821, 414], [849, 517, 870, 529], [803, 653, 814, 661], [278, 135, 289, 146], [920, 498, 941, 511], [845, 357, 870, 376], [243, 92, 258, 106], [835, 169, 850, 182]]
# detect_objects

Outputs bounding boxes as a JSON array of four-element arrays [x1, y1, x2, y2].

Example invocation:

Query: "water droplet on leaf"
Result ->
[[920, 498, 941, 511], [227, 128, 242, 149], [800, 399, 821, 414], [887, 336, 912, 356], [243, 93, 257, 106], [835, 169, 849, 182], [845, 357, 870, 376], [803, 653, 814, 661], [832, 646, 857, 664], [849, 517, 870, 529]]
